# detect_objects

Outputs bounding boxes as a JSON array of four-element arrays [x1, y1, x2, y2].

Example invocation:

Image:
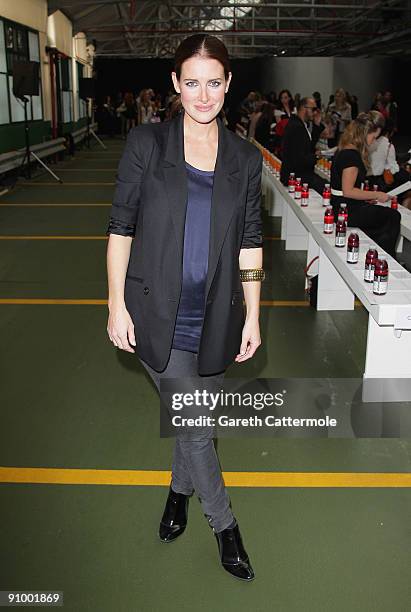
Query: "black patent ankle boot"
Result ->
[[214, 519, 255, 581], [158, 485, 190, 543]]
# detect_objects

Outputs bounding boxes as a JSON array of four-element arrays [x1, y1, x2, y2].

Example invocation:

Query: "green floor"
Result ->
[[0, 137, 409, 612]]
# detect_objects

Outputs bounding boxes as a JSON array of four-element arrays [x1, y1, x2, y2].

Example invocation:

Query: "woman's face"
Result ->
[[280, 92, 290, 105], [171, 56, 231, 124], [335, 90, 345, 104], [367, 128, 380, 146]]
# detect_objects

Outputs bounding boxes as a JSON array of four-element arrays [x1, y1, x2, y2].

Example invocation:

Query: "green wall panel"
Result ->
[[0, 117, 89, 154]]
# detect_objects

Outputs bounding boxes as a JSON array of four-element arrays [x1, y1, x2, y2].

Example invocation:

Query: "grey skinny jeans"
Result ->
[[139, 348, 235, 533]]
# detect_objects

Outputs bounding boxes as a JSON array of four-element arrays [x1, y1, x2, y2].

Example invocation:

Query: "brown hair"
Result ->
[[172, 34, 231, 116], [338, 111, 385, 169], [174, 34, 230, 79]]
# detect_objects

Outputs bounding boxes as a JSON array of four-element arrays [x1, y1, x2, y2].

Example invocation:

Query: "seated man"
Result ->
[[280, 96, 326, 193]]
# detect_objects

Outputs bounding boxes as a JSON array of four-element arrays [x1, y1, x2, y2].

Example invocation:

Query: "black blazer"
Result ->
[[106, 110, 263, 375], [280, 115, 324, 186]]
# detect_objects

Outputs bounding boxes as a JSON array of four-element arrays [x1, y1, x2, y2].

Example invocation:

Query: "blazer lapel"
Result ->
[[206, 115, 240, 298], [161, 111, 187, 269], [161, 109, 240, 300]]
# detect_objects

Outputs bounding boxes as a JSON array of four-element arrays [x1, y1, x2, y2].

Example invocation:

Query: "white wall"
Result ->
[[0, 0, 47, 32], [47, 10, 73, 57], [261, 57, 334, 106], [260, 56, 394, 112], [333, 57, 394, 112], [0, 1, 50, 120]]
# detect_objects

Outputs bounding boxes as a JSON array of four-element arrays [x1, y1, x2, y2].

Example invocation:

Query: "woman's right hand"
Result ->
[[107, 303, 136, 353], [375, 191, 390, 203]]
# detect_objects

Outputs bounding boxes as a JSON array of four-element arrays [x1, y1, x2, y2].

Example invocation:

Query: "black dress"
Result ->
[[330, 148, 401, 257], [330, 149, 366, 217]]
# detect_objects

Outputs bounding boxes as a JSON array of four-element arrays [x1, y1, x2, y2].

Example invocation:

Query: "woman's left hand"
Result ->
[[235, 318, 261, 362]]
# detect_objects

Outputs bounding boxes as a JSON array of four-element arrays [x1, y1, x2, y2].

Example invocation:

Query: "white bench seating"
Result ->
[[259, 150, 411, 383]]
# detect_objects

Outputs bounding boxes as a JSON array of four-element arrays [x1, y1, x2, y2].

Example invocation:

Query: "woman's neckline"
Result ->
[[184, 160, 215, 175]]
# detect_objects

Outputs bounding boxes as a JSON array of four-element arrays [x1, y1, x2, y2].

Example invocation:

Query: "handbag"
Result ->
[[304, 256, 319, 308], [383, 143, 394, 185]]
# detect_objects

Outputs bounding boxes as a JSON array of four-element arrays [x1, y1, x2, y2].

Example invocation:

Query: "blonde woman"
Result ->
[[327, 88, 352, 146], [330, 111, 400, 257], [137, 88, 154, 124]]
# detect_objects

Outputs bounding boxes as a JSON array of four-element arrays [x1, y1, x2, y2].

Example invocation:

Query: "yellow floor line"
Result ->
[[264, 236, 281, 240], [0, 235, 108, 240], [0, 298, 363, 307], [260, 300, 309, 307], [0, 203, 111, 207], [0, 467, 409, 487]]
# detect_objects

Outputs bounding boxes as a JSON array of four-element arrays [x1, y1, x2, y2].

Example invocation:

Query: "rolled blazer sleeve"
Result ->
[[106, 128, 145, 237], [240, 148, 263, 248]]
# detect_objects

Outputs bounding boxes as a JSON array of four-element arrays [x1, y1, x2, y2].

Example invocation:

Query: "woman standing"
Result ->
[[327, 88, 352, 147], [276, 89, 295, 118], [117, 92, 138, 138], [137, 88, 155, 125], [106, 34, 264, 581], [330, 111, 400, 257]]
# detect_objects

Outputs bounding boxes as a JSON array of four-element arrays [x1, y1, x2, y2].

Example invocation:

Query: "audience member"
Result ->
[[368, 118, 411, 207], [327, 88, 352, 146], [280, 96, 325, 192], [330, 111, 400, 257]]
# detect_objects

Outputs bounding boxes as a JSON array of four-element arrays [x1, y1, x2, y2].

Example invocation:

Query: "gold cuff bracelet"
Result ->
[[239, 268, 265, 282]]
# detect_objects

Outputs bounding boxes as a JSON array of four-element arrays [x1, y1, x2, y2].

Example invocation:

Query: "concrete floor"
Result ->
[[0, 136, 410, 612]]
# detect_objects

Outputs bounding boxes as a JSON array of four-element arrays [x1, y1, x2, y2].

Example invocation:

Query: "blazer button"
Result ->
[[143, 287, 149, 295]]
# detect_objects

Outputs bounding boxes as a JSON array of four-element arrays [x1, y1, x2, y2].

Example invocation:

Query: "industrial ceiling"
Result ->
[[47, 0, 411, 58]]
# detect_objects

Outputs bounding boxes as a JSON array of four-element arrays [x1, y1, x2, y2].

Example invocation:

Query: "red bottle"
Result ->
[[322, 183, 331, 207], [301, 183, 309, 207], [373, 258, 388, 295], [335, 215, 347, 247], [391, 196, 398, 210], [364, 180, 370, 191], [294, 178, 302, 200], [323, 207, 334, 234], [288, 172, 296, 194], [347, 233, 359, 263], [364, 247, 379, 282], [339, 203, 348, 223]]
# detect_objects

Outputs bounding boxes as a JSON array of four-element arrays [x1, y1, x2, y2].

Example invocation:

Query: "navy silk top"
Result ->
[[171, 161, 214, 353]]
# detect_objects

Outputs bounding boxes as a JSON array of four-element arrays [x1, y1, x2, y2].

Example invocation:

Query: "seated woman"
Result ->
[[368, 118, 411, 209], [330, 111, 401, 258]]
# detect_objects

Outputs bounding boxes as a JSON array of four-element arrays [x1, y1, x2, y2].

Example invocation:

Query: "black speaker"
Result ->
[[12, 61, 39, 97], [79, 77, 96, 100]]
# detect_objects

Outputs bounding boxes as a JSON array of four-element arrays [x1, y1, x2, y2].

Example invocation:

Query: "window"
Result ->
[[77, 61, 87, 119], [1, 19, 43, 124], [59, 57, 73, 123], [0, 20, 9, 124]]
